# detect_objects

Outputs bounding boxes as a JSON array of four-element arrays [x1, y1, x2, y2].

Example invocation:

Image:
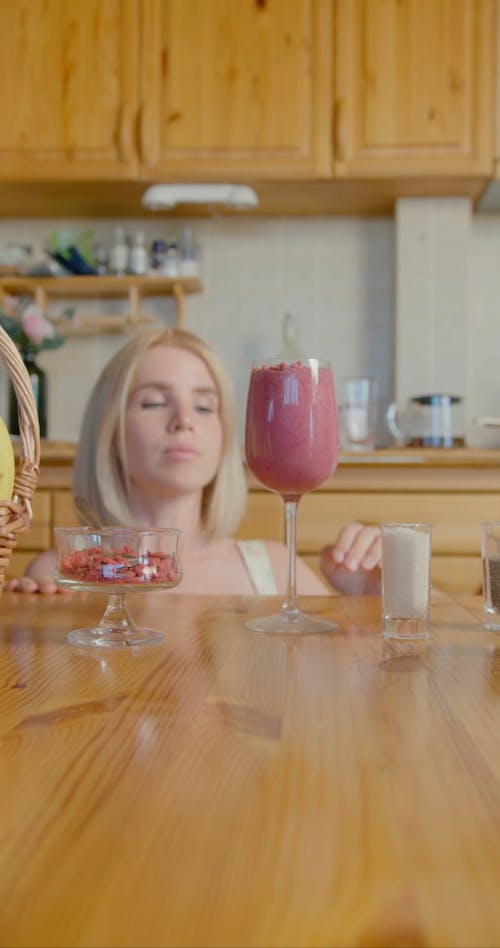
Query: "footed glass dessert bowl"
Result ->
[[54, 526, 182, 648]]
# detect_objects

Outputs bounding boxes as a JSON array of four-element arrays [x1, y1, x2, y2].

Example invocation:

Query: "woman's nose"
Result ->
[[172, 416, 193, 431], [168, 402, 194, 430]]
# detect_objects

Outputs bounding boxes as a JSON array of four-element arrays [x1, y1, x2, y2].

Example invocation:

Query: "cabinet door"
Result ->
[[0, 0, 139, 180], [236, 491, 285, 542], [298, 491, 499, 554], [139, 0, 332, 179], [334, 0, 495, 176]]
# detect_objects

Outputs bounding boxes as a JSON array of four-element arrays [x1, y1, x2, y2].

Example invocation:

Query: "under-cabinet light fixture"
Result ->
[[142, 183, 259, 211]]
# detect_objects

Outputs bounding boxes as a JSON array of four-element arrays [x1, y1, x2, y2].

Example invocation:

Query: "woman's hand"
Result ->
[[320, 523, 381, 595], [4, 576, 62, 594]]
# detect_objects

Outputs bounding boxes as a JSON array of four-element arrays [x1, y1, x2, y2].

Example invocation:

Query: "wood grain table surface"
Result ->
[[0, 589, 499, 948]]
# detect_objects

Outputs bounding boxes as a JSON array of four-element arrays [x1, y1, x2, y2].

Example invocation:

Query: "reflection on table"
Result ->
[[0, 589, 499, 948]]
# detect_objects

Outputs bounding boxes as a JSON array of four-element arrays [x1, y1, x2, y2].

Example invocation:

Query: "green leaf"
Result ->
[[40, 335, 65, 351]]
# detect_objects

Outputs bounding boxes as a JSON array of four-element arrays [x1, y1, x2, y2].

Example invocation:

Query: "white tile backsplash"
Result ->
[[395, 199, 500, 447], [18, 203, 500, 452], [0, 215, 395, 444], [396, 198, 470, 400], [8, 198, 500, 452]]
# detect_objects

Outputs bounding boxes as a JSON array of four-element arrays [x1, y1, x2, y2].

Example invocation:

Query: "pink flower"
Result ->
[[21, 304, 55, 345]]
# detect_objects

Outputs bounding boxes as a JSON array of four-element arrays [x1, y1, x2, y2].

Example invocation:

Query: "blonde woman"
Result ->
[[7, 328, 381, 595]]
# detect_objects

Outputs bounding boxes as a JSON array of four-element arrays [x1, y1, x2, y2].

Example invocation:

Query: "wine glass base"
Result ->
[[245, 613, 337, 635], [67, 626, 165, 649]]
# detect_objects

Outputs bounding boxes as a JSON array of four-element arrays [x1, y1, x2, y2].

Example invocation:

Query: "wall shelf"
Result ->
[[0, 275, 202, 332]]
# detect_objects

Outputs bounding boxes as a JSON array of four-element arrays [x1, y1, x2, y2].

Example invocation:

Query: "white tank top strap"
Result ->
[[235, 539, 278, 595]]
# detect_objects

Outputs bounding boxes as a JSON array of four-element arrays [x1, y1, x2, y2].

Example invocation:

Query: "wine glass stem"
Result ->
[[283, 499, 301, 619], [98, 594, 136, 633]]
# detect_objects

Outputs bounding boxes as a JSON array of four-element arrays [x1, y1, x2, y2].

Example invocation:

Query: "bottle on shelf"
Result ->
[[179, 226, 200, 278], [93, 240, 108, 276], [129, 231, 148, 276], [280, 312, 302, 359], [164, 243, 180, 278], [109, 227, 129, 276], [150, 239, 168, 274]]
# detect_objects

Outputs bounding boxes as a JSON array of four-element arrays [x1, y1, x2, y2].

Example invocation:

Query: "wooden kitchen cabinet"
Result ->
[[296, 451, 500, 594], [0, 0, 495, 202], [138, 0, 332, 179], [0, 0, 331, 184], [0, 0, 139, 181], [334, 0, 496, 177], [6, 446, 500, 595]]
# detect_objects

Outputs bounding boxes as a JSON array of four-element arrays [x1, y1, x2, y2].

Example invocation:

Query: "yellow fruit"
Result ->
[[0, 415, 15, 502]]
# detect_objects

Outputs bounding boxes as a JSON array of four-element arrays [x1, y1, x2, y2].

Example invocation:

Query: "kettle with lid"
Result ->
[[386, 394, 464, 447]]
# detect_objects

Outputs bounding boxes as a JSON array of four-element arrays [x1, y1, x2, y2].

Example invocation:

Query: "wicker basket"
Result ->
[[0, 325, 40, 588]]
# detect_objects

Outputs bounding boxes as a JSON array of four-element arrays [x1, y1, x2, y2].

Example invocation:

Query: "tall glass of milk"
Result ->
[[381, 523, 432, 639]]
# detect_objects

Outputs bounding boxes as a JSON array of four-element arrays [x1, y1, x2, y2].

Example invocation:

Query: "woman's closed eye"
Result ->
[[130, 385, 219, 414], [140, 397, 168, 409]]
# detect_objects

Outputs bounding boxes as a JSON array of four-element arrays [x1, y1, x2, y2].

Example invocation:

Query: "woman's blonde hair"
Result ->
[[73, 327, 248, 538]]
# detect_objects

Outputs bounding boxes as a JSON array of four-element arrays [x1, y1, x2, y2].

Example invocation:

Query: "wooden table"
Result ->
[[1, 589, 499, 948]]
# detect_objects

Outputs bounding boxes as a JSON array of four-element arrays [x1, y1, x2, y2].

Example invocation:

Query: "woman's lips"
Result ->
[[165, 446, 199, 460]]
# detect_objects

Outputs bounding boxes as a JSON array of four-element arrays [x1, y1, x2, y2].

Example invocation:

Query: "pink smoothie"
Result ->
[[245, 361, 339, 498]]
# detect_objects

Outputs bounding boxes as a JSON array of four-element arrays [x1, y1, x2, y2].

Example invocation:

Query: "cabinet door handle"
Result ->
[[138, 101, 155, 168], [333, 97, 346, 163], [117, 102, 132, 164]]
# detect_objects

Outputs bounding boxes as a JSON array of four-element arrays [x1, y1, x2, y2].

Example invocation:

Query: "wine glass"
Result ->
[[245, 357, 339, 634], [54, 526, 182, 648]]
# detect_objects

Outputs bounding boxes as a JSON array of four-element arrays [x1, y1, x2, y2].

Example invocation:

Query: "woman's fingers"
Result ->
[[38, 578, 60, 594], [17, 576, 40, 593], [323, 523, 382, 572], [319, 524, 383, 595], [4, 575, 61, 594]]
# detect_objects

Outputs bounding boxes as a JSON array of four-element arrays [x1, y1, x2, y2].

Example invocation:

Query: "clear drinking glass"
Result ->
[[481, 521, 500, 631], [381, 522, 432, 639], [245, 357, 339, 634], [339, 377, 378, 451], [55, 526, 182, 648]]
